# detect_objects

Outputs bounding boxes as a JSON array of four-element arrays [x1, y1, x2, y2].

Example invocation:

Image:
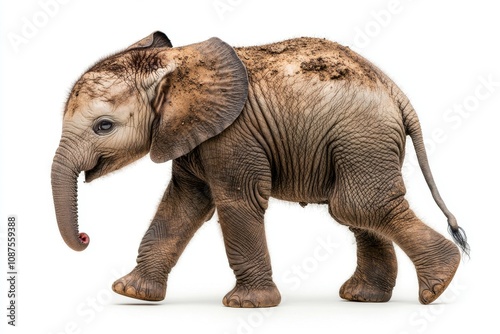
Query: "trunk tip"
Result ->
[[79, 232, 90, 245], [71, 232, 90, 251]]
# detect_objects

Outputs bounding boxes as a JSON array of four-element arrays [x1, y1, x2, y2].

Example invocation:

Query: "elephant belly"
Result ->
[[268, 145, 336, 205], [270, 189, 331, 206]]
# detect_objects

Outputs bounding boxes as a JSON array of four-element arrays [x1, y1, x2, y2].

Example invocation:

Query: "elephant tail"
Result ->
[[402, 102, 470, 256]]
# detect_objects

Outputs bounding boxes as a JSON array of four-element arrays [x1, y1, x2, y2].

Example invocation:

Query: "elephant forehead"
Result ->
[[69, 97, 137, 122], [65, 75, 136, 117]]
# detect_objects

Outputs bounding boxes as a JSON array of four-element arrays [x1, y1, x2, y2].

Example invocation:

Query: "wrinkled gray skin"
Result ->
[[51, 31, 469, 307]]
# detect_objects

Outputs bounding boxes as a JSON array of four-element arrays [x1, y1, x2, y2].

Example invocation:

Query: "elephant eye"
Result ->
[[93, 119, 114, 135]]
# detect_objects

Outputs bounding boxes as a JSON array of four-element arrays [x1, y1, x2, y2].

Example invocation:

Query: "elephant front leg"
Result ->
[[112, 162, 215, 302], [217, 202, 281, 308], [112, 219, 182, 301], [339, 228, 397, 302]]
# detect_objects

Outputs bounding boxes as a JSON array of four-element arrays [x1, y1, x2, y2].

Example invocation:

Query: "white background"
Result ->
[[1, 0, 499, 333]]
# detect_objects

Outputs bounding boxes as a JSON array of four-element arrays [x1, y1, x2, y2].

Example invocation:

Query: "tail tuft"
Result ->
[[448, 224, 470, 258]]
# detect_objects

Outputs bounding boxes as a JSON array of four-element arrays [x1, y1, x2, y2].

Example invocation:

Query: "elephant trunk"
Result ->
[[51, 142, 90, 251]]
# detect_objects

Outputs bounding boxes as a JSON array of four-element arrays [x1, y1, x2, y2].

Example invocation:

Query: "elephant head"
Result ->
[[51, 31, 248, 251]]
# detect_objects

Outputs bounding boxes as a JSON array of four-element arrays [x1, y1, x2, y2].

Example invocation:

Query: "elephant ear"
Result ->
[[150, 37, 248, 163], [127, 31, 173, 50]]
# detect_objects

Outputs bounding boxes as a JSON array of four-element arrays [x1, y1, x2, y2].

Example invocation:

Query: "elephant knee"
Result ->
[[329, 190, 407, 230], [328, 192, 366, 227]]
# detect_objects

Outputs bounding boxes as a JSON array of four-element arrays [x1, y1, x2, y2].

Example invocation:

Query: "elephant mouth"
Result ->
[[84, 154, 131, 183], [84, 156, 107, 183]]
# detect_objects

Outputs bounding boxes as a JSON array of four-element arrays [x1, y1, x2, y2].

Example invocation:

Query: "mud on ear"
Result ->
[[150, 38, 248, 163]]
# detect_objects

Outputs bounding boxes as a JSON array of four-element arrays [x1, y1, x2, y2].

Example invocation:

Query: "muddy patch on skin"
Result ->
[[235, 37, 379, 87], [300, 57, 328, 71], [300, 57, 351, 80]]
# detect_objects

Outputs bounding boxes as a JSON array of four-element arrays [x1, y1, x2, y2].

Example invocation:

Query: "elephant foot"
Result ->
[[112, 269, 166, 302], [416, 239, 461, 305], [223, 282, 281, 308], [339, 276, 393, 302]]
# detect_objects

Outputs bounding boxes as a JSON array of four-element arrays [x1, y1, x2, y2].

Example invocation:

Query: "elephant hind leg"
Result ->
[[381, 205, 461, 304], [339, 228, 397, 302], [329, 171, 460, 304]]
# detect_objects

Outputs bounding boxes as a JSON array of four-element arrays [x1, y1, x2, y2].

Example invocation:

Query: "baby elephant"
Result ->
[[51, 31, 469, 307]]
